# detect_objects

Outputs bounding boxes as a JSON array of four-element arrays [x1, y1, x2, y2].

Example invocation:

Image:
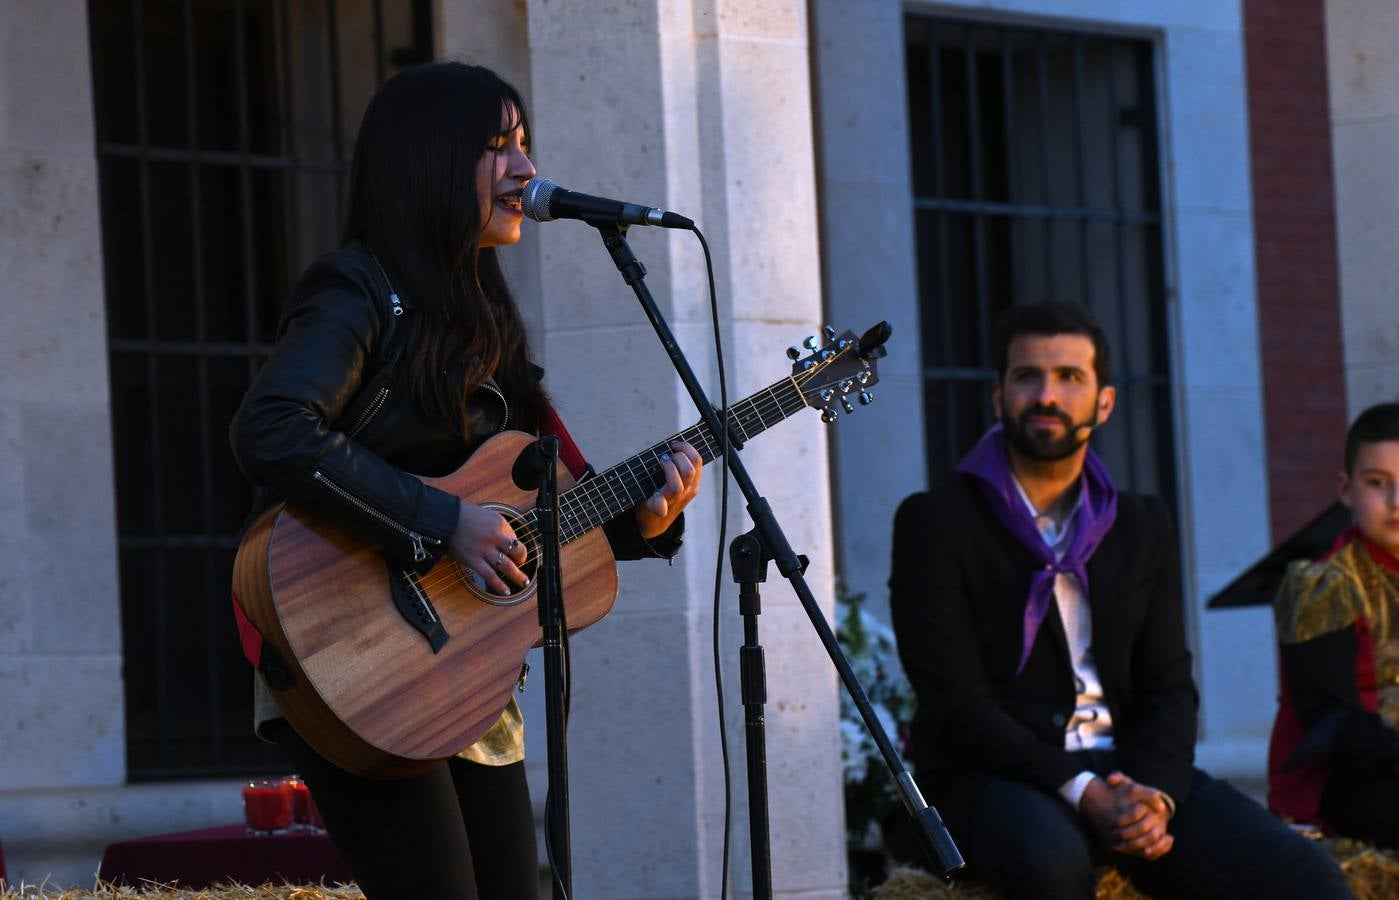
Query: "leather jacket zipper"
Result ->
[[312, 469, 439, 562], [482, 378, 509, 431], [346, 386, 390, 439]]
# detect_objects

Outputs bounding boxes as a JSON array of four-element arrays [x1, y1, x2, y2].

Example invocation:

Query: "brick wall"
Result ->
[[1243, 0, 1348, 544]]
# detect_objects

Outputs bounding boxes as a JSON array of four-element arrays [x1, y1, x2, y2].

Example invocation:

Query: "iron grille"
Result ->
[[905, 16, 1175, 501], [88, 0, 432, 779]]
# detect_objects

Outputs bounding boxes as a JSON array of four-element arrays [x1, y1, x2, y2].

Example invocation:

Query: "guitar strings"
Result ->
[[410, 363, 835, 594], [411, 395, 778, 595], [410, 380, 812, 595], [412, 358, 846, 596]]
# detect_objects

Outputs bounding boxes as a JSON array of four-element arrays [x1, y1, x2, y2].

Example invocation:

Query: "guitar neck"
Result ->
[[551, 374, 810, 544]]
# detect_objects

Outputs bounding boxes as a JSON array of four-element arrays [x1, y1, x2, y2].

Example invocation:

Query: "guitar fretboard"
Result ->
[[517, 373, 811, 549]]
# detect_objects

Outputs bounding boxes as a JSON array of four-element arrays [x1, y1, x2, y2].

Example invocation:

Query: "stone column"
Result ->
[[810, 0, 928, 624], [1325, 0, 1399, 414], [0, 0, 126, 873], [437, 0, 544, 333], [523, 1, 846, 896]]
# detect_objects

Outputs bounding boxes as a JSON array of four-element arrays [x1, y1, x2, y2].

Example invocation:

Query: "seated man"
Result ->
[[1269, 402, 1399, 847], [890, 302, 1349, 899]]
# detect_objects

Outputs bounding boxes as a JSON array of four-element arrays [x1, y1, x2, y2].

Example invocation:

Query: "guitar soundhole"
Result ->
[[454, 503, 539, 607]]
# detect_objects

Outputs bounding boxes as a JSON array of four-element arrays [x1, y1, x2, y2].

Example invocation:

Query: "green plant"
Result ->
[[835, 584, 916, 850]]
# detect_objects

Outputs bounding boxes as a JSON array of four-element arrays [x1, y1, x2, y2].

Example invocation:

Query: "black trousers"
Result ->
[[268, 720, 539, 900], [1320, 769, 1399, 849], [924, 754, 1352, 900]]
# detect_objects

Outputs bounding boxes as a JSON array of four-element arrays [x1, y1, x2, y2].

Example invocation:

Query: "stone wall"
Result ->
[[0, 0, 129, 883]]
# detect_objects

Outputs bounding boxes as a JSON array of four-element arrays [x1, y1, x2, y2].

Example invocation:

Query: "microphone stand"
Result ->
[[533, 435, 572, 900], [589, 220, 964, 895], [728, 529, 807, 895]]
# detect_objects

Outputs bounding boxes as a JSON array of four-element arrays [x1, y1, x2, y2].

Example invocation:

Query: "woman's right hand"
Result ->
[[448, 501, 529, 594]]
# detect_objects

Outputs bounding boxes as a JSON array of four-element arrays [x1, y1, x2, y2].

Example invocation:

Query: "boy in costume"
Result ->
[[1268, 402, 1399, 848]]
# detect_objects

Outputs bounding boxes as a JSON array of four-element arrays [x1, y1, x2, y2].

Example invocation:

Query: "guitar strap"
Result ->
[[537, 399, 590, 481], [232, 588, 265, 671]]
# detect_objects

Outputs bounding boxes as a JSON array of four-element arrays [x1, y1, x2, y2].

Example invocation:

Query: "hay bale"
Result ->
[[870, 865, 1148, 899], [0, 882, 363, 899], [869, 837, 1399, 899], [1330, 838, 1399, 900]]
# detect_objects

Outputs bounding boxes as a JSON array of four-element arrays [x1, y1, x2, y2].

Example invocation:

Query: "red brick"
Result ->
[[1244, 0, 1348, 543]]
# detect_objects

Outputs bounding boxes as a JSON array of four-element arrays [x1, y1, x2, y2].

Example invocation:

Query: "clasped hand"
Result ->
[[1081, 771, 1174, 861], [447, 440, 703, 593]]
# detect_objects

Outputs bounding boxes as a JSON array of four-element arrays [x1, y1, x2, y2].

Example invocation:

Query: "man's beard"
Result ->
[[1002, 404, 1098, 462]]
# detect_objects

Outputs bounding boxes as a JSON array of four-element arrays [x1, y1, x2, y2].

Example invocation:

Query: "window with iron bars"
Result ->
[[88, 0, 432, 779], [905, 16, 1176, 502]]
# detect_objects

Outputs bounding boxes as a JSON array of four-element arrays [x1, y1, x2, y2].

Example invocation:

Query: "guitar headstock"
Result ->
[[788, 322, 890, 423]]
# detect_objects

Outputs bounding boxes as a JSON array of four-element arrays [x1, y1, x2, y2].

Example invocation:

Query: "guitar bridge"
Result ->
[[387, 561, 450, 653]]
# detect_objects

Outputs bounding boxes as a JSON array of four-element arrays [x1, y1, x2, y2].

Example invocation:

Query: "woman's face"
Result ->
[[476, 106, 535, 248]]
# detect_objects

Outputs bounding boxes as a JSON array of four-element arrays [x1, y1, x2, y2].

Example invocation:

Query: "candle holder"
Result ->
[[280, 775, 312, 828], [242, 778, 293, 835]]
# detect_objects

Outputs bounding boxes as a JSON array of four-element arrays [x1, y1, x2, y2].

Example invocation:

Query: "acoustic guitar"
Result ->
[[233, 324, 888, 777]]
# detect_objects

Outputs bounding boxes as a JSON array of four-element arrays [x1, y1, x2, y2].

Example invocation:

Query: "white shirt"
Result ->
[[1011, 477, 1114, 809]]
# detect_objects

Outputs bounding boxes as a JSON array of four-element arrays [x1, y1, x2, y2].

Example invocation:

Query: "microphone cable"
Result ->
[[532, 209, 734, 899], [543, 629, 573, 900], [539, 441, 574, 900], [690, 224, 735, 900]]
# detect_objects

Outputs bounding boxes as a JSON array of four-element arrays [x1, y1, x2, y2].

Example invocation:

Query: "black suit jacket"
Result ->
[[890, 475, 1198, 811]]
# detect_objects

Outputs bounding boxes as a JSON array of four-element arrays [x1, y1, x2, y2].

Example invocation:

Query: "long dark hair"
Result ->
[[341, 62, 545, 435]]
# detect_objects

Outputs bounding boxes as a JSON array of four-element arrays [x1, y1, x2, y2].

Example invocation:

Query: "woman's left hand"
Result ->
[[635, 441, 703, 539]]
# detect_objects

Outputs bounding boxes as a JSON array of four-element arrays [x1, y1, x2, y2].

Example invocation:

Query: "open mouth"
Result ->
[[496, 191, 523, 212]]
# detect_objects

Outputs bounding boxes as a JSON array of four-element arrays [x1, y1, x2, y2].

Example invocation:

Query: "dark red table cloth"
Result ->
[[99, 823, 352, 889]]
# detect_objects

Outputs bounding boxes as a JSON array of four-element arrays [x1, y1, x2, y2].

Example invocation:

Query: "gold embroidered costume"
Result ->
[[1274, 541, 1399, 729]]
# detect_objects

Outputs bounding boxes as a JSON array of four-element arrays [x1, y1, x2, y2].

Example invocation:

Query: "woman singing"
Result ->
[[229, 62, 702, 898]]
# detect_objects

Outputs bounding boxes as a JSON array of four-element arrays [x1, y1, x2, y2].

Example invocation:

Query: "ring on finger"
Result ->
[[507, 538, 518, 551], [495, 549, 506, 567]]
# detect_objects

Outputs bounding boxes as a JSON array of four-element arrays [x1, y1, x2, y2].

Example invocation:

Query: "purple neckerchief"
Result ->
[[955, 423, 1118, 674]]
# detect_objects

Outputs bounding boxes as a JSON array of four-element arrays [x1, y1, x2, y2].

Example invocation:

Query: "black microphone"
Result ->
[[521, 178, 694, 229]]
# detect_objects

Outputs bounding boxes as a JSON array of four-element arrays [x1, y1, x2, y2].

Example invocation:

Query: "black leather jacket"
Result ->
[[230, 243, 679, 571]]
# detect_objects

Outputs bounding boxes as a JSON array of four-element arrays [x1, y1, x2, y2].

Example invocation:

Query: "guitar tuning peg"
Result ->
[[818, 388, 834, 403], [839, 379, 853, 393], [859, 391, 874, 405], [820, 407, 838, 423], [840, 397, 854, 414], [857, 370, 871, 385], [803, 335, 820, 350], [786, 346, 801, 361], [823, 325, 836, 340]]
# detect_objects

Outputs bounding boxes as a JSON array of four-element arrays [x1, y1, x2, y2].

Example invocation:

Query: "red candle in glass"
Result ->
[[282, 775, 311, 825], [243, 779, 293, 833]]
